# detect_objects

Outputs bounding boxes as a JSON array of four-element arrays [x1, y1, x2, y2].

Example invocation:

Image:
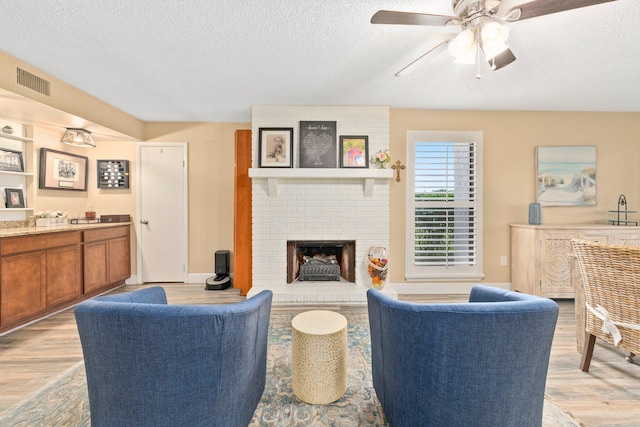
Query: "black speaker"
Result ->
[[215, 250, 229, 275]]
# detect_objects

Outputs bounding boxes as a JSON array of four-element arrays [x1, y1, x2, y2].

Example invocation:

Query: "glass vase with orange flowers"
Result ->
[[366, 246, 389, 290]]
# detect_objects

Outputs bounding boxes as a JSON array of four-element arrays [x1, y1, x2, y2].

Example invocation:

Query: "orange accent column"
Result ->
[[234, 129, 252, 295]]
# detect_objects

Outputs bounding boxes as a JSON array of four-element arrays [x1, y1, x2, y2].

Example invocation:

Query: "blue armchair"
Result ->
[[367, 285, 558, 427], [74, 286, 272, 427]]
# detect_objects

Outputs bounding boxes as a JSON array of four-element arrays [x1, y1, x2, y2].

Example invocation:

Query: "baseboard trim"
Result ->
[[128, 276, 510, 295], [391, 282, 511, 295]]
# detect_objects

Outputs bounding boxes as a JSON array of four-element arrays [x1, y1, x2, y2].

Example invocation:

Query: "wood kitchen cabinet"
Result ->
[[83, 225, 130, 295], [0, 224, 131, 334], [1, 231, 81, 328], [510, 224, 640, 298]]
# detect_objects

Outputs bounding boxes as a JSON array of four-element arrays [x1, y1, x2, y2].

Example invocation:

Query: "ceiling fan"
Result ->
[[371, 0, 618, 76]]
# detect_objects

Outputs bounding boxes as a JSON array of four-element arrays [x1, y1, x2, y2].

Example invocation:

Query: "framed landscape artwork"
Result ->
[[536, 146, 596, 207], [258, 128, 293, 168], [39, 148, 88, 191], [339, 136, 368, 168]]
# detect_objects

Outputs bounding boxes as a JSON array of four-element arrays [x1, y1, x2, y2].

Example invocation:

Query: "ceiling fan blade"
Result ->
[[487, 48, 517, 71], [505, 0, 617, 21], [372, 10, 459, 26], [395, 39, 453, 77]]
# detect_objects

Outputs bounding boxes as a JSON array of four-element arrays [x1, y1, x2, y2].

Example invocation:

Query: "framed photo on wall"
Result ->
[[4, 188, 25, 208], [0, 148, 24, 173], [536, 145, 596, 206], [39, 148, 89, 191], [258, 128, 294, 168], [339, 136, 369, 168], [299, 121, 337, 168]]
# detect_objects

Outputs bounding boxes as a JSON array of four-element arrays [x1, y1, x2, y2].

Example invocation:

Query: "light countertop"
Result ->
[[0, 222, 131, 238]]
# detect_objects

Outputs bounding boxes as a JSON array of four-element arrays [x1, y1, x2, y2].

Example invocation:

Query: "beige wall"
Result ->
[[24, 122, 248, 277], [14, 111, 640, 286], [25, 125, 138, 274], [30, 126, 136, 218], [5, 45, 640, 285], [144, 122, 249, 274], [390, 109, 640, 285], [0, 51, 144, 140]]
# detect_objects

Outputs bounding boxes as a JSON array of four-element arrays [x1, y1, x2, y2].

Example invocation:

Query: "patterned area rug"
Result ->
[[0, 310, 578, 427], [249, 311, 387, 426]]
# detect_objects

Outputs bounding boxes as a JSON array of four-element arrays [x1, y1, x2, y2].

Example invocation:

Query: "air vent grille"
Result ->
[[16, 67, 50, 96]]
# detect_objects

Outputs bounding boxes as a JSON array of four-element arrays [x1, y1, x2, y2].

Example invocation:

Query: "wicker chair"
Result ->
[[571, 239, 640, 372]]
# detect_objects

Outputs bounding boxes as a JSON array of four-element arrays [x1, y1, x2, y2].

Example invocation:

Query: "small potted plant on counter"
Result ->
[[2, 125, 14, 135]]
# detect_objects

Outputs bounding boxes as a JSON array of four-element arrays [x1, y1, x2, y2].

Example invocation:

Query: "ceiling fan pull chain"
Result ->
[[476, 36, 482, 79]]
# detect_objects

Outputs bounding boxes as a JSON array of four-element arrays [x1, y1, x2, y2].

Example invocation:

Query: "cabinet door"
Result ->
[[578, 233, 611, 244], [83, 241, 109, 293], [539, 233, 578, 297], [0, 251, 46, 326], [46, 245, 82, 306], [612, 233, 640, 246], [108, 236, 130, 284]]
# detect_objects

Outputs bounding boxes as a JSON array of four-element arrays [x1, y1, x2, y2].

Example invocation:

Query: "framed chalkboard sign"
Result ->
[[299, 121, 337, 168]]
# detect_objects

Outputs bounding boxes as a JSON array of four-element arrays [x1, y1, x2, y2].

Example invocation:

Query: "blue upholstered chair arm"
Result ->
[[74, 287, 273, 427], [367, 285, 558, 427]]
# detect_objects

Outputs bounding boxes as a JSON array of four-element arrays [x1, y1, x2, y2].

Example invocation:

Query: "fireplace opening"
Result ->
[[287, 240, 355, 283]]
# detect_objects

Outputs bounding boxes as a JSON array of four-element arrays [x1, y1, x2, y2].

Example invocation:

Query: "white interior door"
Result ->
[[137, 143, 188, 283]]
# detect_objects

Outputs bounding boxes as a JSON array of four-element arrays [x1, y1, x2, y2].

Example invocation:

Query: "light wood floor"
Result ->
[[1, 283, 638, 426]]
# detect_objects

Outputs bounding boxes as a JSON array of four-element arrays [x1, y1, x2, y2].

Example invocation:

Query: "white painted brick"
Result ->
[[251, 105, 390, 299]]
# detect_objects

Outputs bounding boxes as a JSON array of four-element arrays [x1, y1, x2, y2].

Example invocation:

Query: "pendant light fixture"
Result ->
[[61, 128, 95, 148]]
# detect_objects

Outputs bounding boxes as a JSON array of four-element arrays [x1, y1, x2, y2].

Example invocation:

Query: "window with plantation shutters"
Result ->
[[406, 131, 484, 281]]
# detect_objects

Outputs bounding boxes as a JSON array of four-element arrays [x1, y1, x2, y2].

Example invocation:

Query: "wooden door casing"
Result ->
[[234, 129, 252, 295]]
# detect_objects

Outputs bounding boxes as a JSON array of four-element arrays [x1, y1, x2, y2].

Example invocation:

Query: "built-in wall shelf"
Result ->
[[0, 123, 32, 221], [0, 133, 33, 143], [0, 170, 33, 177], [248, 168, 393, 198]]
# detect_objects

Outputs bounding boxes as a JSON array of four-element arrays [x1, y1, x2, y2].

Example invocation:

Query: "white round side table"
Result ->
[[291, 310, 348, 404]]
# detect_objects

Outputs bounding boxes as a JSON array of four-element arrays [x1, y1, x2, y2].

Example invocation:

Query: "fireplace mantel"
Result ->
[[249, 168, 393, 197]]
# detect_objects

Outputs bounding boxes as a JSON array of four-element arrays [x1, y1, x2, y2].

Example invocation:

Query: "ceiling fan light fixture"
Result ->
[[60, 128, 96, 148], [448, 29, 477, 63], [486, 47, 517, 71], [480, 21, 510, 60], [481, 21, 509, 44]]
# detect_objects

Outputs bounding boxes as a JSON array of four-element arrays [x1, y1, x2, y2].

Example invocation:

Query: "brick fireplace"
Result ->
[[246, 105, 398, 304]]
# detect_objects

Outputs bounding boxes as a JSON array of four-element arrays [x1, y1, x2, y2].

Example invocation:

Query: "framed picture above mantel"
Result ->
[[39, 148, 88, 191], [339, 136, 368, 168], [258, 128, 293, 168], [299, 121, 337, 168]]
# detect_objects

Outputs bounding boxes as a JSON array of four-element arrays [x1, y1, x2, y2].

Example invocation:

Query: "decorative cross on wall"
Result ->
[[391, 160, 405, 182]]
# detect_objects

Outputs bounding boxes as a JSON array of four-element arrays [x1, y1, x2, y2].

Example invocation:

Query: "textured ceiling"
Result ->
[[1, 0, 638, 122]]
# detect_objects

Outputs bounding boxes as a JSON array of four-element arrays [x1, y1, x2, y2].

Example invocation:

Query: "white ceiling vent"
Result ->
[[16, 67, 50, 96]]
